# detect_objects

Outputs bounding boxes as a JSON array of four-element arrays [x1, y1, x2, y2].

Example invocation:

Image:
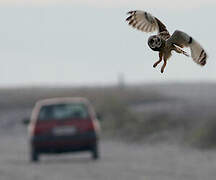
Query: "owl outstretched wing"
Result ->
[[167, 30, 207, 66], [126, 10, 170, 38]]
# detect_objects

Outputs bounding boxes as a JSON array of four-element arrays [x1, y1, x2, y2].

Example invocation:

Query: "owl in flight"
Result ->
[[126, 10, 207, 73]]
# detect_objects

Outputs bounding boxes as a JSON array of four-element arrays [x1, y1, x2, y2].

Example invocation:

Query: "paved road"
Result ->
[[1, 130, 216, 180], [0, 107, 216, 180]]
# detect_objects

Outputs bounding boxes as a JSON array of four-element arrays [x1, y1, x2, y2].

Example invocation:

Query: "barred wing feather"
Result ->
[[126, 10, 168, 34], [167, 30, 207, 66]]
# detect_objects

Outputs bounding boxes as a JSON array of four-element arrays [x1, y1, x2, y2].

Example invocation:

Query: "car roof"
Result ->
[[35, 97, 90, 107]]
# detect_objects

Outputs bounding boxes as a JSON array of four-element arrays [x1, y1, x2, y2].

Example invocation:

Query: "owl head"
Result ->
[[147, 35, 165, 51]]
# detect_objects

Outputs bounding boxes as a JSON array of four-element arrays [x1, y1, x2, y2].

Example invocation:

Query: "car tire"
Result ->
[[91, 144, 99, 160], [31, 147, 39, 162]]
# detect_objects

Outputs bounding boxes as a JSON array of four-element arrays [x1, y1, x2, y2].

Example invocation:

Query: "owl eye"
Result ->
[[156, 37, 161, 42], [155, 37, 162, 47], [149, 39, 154, 45]]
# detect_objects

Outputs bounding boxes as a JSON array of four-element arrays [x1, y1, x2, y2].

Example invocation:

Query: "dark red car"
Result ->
[[28, 97, 100, 162]]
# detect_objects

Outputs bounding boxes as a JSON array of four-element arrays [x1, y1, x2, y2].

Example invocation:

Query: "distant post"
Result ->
[[117, 73, 125, 90]]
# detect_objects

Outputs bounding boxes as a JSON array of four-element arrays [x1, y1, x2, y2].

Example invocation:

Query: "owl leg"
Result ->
[[161, 58, 167, 73], [153, 52, 163, 68]]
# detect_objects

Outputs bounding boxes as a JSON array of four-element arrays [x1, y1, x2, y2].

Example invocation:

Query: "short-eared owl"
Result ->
[[126, 10, 207, 73]]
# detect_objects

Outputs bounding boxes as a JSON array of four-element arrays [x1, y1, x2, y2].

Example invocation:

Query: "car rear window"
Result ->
[[38, 103, 89, 121]]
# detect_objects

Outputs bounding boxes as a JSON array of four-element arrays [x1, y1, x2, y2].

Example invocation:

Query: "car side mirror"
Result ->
[[22, 118, 30, 125], [96, 113, 103, 121]]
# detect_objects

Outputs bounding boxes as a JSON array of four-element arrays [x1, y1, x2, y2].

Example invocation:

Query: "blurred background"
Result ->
[[0, 0, 216, 180]]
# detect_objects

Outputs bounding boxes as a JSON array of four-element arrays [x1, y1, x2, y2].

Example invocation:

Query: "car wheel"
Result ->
[[91, 144, 99, 160], [31, 147, 39, 162]]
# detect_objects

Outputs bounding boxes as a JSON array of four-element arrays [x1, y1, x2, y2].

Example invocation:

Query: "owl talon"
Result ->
[[153, 58, 162, 68], [161, 60, 167, 73]]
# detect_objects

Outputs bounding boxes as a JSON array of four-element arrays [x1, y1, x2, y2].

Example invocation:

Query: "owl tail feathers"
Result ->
[[189, 39, 207, 66]]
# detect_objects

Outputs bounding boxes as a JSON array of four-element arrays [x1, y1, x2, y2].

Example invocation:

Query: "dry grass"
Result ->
[[1, 83, 216, 149]]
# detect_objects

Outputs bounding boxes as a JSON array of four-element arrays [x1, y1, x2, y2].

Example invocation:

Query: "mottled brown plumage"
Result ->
[[126, 10, 207, 73]]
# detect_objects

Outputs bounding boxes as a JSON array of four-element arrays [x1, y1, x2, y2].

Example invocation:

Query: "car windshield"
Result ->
[[38, 103, 89, 120]]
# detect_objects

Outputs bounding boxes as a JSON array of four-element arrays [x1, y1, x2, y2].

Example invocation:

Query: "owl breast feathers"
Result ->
[[126, 10, 207, 73]]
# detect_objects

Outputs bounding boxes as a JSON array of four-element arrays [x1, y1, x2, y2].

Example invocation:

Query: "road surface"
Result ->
[[0, 129, 216, 180]]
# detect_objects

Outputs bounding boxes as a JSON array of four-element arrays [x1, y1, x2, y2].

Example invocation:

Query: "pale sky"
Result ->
[[0, 0, 215, 86], [0, 0, 215, 8]]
